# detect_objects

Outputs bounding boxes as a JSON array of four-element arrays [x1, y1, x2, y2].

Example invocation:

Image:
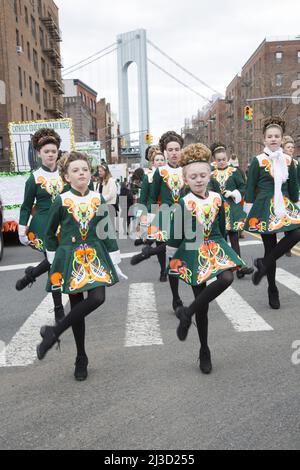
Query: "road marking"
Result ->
[[276, 268, 300, 295], [0, 252, 141, 272], [0, 242, 263, 273], [125, 283, 163, 347], [0, 262, 39, 272], [215, 287, 273, 332], [0, 294, 69, 368]]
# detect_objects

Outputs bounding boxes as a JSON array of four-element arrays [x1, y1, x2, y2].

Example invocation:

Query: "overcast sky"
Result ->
[[55, 0, 300, 143]]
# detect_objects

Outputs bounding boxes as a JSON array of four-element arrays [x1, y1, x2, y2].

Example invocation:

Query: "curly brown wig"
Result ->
[[210, 142, 227, 156], [263, 116, 286, 135], [159, 131, 184, 153], [180, 143, 211, 167], [148, 145, 163, 163], [31, 128, 62, 151], [58, 152, 91, 182]]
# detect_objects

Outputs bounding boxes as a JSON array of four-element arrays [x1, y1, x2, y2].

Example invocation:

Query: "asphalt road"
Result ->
[[0, 232, 300, 450]]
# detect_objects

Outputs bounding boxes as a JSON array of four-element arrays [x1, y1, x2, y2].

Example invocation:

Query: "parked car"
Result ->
[[0, 195, 3, 261]]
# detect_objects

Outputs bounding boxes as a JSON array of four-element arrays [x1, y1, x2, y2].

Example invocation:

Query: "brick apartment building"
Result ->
[[96, 98, 112, 163], [184, 36, 300, 170], [63, 79, 97, 142], [0, 0, 64, 169]]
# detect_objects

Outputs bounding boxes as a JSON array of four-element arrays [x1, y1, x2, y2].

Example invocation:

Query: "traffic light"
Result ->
[[145, 133, 153, 145], [244, 106, 253, 121], [121, 136, 127, 147]]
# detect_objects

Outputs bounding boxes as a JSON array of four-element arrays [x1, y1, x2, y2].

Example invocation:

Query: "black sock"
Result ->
[[187, 271, 233, 317], [169, 274, 180, 301], [54, 287, 105, 338]]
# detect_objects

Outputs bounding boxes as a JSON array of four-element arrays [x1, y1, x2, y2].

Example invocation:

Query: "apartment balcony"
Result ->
[[40, 16, 62, 42]]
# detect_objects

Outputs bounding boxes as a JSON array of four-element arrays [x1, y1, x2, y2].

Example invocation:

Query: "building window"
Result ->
[[38, 0, 42, 16], [31, 15, 36, 39], [14, 0, 18, 16], [25, 6, 29, 24], [29, 76, 33, 95], [23, 71, 26, 88], [43, 89, 47, 107], [35, 82, 40, 103], [27, 42, 31, 61], [25, 106, 28, 120], [21, 104, 24, 121], [16, 29, 20, 46], [0, 137, 3, 160], [33, 49, 38, 73], [298, 52, 300, 64], [37, 113, 41, 120], [276, 73, 283, 87], [18, 66, 22, 92], [41, 58, 46, 78], [31, 110, 34, 120], [275, 52, 283, 64], [39, 27, 44, 48]]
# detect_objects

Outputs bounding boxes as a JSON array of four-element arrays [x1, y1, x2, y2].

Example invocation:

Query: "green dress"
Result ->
[[244, 153, 300, 234], [45, 188, 119, 295], [167, 191, 245, 286], [147, 164, 185, 241], [210, 165, 246, 232], [19, 165, 66, 252]]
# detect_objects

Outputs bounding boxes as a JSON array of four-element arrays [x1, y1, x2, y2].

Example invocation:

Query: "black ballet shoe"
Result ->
[[130, 245, 152, 265], [176, 306, 192, 341], [199, 347, 212, 374], [240, 266, 254, 275], [74, 355, 89, 381], [268, 288, 280, 310], [236, 270, 245, 279], [15, 266, 36, 291], [173, 298, 183, 313], [160, 272, 168, 282], [134, 239, 144, 247], [37, 326, 60, 360], [252, 258, 266, 286], [54, 305, 65, 325]]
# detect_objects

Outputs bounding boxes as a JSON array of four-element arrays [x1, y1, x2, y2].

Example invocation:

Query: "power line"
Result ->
[[63, 42, 117, 73], [147, 39, 222, 96], [148, 58, 211, 102]]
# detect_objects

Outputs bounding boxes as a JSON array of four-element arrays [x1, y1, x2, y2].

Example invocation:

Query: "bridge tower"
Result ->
[[117, 29, 150, 166]]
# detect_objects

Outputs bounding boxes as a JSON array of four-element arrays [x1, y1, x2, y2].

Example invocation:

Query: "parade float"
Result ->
[[0, 118, 74, 234]]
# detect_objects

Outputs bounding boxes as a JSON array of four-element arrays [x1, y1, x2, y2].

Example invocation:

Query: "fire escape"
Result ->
[[41, 15, 64, 118]]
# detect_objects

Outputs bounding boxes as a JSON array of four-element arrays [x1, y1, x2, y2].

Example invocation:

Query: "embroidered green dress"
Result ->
[[210, 165, 246, 232], [147, 164, 185, 242], [244, 153, 300, 234], [45, 189, 119, 295], [167, 191, 245, 286], [19, 166, 66, 252]]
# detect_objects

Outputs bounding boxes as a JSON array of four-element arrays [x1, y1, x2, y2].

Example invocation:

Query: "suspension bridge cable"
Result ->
[[62, 46, 118, 76], [63, 42, 117, 73], [148, 58, 212, 102], [62, 36, 137, 77], [147, 39, 222, 96]]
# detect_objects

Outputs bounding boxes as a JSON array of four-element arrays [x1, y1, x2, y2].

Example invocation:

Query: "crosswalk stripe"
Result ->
[[125, 283, 163, 347], [215, 287, 273, 332], [276, 268, 300, 295], [0, 294, 69, 368]]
